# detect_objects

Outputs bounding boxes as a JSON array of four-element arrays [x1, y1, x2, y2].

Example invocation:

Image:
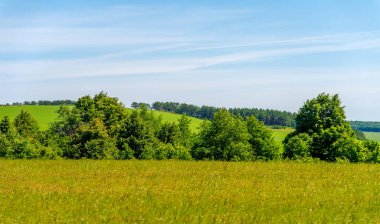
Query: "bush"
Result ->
[[283, 133, 312, 160], [363, 141, 380, 163], [330, 137, 369, 163]]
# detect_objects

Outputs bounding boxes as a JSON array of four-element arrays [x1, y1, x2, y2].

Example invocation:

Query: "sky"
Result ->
[[1, 0, 380, 121]]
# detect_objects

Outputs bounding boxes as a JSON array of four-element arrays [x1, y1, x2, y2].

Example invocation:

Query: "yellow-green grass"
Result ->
[[0, 160, 378, 223], [126, 108, 203, 132], [0, 105, 61, 130], [0, 106, 203, 132], [271, 128, 294, 143], [271, 128, 294, 151], [364, 132, 380, 142]]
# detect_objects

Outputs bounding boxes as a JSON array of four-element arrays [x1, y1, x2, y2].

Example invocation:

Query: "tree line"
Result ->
[[0, 100, 76, 106], [131, 101, 296, 127], [349, 121, 380, 132], [0, 92, 379, 163]]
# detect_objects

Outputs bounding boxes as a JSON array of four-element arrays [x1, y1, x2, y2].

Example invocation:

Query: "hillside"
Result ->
[[0, 106, 61, 130], [0, 105, 203, 132]]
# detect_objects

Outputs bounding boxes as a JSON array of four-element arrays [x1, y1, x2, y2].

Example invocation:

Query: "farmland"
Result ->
[[0, 160, 378, 223]]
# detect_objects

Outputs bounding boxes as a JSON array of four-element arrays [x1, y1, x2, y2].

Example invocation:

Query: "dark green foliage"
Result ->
[[283, 133, 312, 160], [15, 100, 76, 106], [0, 112, 57, 159], [330, 137, 369, 163], [295, 93, 348, 134], [118, 108, 161, 159], [284, 93, 377, 163], [193, 110, 251, 161], [363, 141, 380, 163], [157, 122, 181, 145], [14, 110, 39, 137], [246, 116, 280, 160], [131, 102, 151, 109], [152, 101, 296, 127], [0, 116, 12, 134], [68, 119, 117, 159], [350, 120, 380, 132], [193, 110, 279, 161]]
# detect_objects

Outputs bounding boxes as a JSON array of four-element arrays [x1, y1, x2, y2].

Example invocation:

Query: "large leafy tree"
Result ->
[[284, 93, 365, 162], [193, 109, 251, 161], [118, 107, 161, 159]]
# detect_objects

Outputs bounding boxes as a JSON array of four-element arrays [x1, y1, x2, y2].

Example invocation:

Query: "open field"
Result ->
[[364, 132, 380, 142], [0, 106, 60, 130], [271, 128, 293, 142], [0, 106, 203, 132], [0, 160, 378, 223], [128, 109, 204, 133]]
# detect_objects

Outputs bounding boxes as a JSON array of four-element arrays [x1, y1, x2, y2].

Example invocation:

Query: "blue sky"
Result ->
[[1, 0, 380, 121]]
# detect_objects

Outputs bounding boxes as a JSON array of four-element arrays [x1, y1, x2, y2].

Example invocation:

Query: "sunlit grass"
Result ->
[[364, 132, 380, 142], [0, 160, 378, 223], [0, 105, 61, 130], [0, 106, 204, 132]]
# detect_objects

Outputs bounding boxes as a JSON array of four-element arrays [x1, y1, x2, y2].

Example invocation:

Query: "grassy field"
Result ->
[[364, 132, 380, 142], [0, 160, 378, 223], [271, 128, 293, 142], [0, 106, 61, 130], [127, 109, 204, 133], [0, 106, 204, 132]]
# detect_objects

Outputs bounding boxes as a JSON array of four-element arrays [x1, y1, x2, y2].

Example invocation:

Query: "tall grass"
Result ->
[[0, 160, 378, 223]]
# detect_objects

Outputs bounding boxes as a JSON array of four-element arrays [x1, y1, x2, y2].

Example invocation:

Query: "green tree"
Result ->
[[284, 93, 364, 162], [283, 133, 312, 160], [193, 109, 251, 161], [69, 118, 117, 159], [0, 116, 12, 134], [177, 114, 193, 148], [118, 108, 161, 159], [14, 110, 39, 137], [157, 122, 181, 145], [295, 93, 349, 134], [246, 116, 280, 160]]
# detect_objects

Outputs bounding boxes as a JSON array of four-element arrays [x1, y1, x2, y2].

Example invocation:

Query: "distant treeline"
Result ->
[[1, 100, 76, 106], [350, 121, 380, 132], [131, 101, 296, 127]]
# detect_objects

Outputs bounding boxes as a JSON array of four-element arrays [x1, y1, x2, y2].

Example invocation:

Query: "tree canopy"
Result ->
[[284, 93, 379, 163]]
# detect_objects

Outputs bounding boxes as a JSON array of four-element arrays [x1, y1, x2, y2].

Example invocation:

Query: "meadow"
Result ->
[[364, 132, 380, 142], [0, 160, 378, 223], [0, 105, 203, 132], [0, 106, 60, 130]]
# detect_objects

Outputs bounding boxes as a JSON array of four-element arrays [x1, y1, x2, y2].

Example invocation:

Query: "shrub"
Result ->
[[330, 137, 369, 163], [283, 133, 312, 160]]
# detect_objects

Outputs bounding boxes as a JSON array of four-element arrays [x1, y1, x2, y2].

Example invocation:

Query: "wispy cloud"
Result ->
[[2, 27, 380, 83]]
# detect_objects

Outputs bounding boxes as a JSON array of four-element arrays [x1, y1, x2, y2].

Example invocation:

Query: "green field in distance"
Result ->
[[0, 105, 203, 132]]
